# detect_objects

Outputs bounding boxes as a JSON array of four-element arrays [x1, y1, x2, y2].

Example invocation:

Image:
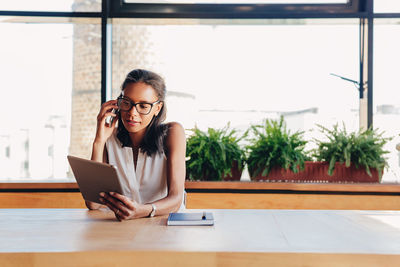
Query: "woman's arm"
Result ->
[[85, 99, 118, 210], [149, 122, 186, 214], [99, 122, 186, 219], [85, 140, 107, 210]]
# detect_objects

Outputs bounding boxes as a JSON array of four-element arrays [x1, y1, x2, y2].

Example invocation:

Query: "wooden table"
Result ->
[[1, 209, 400, 266]]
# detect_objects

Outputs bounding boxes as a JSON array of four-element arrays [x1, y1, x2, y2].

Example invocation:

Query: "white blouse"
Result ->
[[105, 131, 185, 210]]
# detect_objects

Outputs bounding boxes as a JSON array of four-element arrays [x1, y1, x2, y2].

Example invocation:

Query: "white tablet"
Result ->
[[67, 155, 125, 204]]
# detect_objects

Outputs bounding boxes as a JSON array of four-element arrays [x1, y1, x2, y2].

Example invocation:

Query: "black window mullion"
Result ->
[[101, 0, 109, 104], [373, 13, 400, 18], [366, 0, 373, 128], [0, 10, 101, 17], [111, 0, 362, 19]]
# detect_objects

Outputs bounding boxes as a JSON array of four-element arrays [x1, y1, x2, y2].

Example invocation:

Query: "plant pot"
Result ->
[[251, 161, 381, 183], [186, 161, 243, 181], [222, 161, 242, 181]]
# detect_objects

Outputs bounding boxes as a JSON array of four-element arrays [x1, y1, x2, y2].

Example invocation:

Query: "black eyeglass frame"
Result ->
[[117, 97, 161, 115]]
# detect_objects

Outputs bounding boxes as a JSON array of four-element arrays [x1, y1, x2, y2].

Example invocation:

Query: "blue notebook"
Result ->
[[167, 212, 214, 226]]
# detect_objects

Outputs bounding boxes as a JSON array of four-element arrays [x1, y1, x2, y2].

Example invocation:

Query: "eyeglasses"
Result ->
[[117, 97, 161, 115]]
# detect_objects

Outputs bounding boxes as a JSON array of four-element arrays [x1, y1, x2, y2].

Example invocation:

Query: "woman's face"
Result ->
[[119, 82, 163, 135]]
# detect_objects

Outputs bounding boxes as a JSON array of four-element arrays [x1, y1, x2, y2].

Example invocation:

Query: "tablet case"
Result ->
[[67, 155, 124, 204]]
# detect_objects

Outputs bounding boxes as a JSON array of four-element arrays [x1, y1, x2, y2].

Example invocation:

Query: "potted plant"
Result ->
[[311, 124, 391, 183], [186, 124, 246, 181], [246, 116, 310, 181]]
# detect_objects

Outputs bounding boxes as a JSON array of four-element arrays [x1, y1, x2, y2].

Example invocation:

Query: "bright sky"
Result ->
[[1, 18, 400, 125], [0, 1, 75, 12], [0, 23, 73, 128], [152, 23, 359, 112]]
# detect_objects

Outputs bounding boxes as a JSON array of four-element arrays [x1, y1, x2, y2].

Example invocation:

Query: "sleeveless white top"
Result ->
[[105, 131, 185, 209]]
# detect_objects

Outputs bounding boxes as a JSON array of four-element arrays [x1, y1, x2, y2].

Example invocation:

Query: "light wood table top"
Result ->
[[1, 209, 400, 266]]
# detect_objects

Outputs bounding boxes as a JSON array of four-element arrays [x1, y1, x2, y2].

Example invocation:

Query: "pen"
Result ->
[[202, 211, 206, 220]]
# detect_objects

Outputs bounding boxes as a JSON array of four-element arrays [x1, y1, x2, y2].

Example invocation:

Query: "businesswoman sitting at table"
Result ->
[[87, 69, 186, 220]]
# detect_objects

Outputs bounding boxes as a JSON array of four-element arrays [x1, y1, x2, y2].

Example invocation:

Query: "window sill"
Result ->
[[0, 181, 79, 190], [0, 180, 399, 194]]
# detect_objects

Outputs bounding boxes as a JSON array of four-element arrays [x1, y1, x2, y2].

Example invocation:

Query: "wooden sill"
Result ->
[[185, 181, 400, 193], [0, 180, 399, 193], [0, 181, 79, 190]]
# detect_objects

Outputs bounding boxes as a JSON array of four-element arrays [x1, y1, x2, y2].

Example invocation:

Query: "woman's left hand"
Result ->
[[99, 192, 140, 220]]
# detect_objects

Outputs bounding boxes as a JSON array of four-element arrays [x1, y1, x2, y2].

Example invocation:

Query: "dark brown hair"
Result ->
[[117, 69, 169, 155]]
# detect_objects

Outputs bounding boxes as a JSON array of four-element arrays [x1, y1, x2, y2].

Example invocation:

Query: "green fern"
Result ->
[[312, 124, 391, 181], [246, 116, 309, 178], [186, 124, 246, 181]]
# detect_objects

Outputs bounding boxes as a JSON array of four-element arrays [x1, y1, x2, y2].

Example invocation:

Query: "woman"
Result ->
[[87, 69, 186, 221]]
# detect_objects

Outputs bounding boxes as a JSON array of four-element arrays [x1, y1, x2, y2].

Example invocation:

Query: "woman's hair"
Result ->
[[116, 69, 169, 156]]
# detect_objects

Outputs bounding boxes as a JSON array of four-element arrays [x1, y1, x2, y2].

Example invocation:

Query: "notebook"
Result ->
[[167, 212, 214, 226]]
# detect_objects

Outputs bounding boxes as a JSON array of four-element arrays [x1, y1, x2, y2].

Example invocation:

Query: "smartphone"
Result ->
[[108, 94, 122, 127], [107, 108, 119, 127]]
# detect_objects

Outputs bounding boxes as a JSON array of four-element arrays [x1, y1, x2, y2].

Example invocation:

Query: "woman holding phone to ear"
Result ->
[[87, 69, 186, 221]]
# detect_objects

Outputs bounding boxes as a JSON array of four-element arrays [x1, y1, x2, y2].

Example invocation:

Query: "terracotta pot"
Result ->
[[186, 161, 243, 181], [222, 161, 242, 181], [251, 161, 381, 183]]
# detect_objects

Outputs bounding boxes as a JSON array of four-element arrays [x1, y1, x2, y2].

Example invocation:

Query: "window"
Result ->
[[374, 0, 400, 13], [0, 16, 100, 180], [374, 18, 400, 183], [112, 18, 359, 143], [1, 0, 399, 184], [0, 1, 101, 12]]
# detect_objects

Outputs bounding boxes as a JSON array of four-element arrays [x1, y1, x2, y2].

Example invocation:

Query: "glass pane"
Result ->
[[374, 18, 400, 183], [374, 0, 400, 13], [0, 18, 101, 181], [0, 0, 101, 12], [124, 0, 347, 3], [112, 18, 360, 179]]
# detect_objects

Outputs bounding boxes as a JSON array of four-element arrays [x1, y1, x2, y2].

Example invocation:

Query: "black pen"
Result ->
[[202, 211, 206, 220]]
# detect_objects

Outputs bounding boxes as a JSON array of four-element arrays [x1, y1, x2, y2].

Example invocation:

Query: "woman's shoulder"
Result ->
[[165, 122, 185, 137], [164, 122, 185, 147], [165, 121, 184, 131]]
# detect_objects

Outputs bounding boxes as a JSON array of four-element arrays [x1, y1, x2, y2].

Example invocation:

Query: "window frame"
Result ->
[[1, 0, 400, 186], [111, 0, 363, 19]]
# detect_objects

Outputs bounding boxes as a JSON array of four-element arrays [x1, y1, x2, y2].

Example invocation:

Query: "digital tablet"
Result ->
[[67, 155, 125, 204]]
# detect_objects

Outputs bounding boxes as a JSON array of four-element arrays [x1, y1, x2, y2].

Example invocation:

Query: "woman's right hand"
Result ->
[[94, 99, 119, 145]]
